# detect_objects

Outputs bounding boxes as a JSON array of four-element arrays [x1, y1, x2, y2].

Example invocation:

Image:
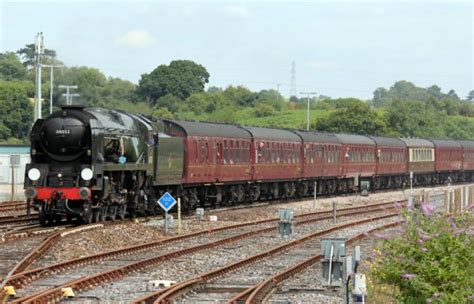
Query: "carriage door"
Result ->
[[216, 141, 223, 181]]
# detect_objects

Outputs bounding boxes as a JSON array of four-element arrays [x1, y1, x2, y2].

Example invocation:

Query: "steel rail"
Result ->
[[0, 215, 37, 226], [11, 204, 399, 303], [132, 213, 398, 304], [4, 201, 398, 291], [0, 201, 27, 212], [237, 221, 403, 304]]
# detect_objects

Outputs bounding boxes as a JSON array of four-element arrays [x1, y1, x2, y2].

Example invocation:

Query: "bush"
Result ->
[[365, 203, 473, 303]]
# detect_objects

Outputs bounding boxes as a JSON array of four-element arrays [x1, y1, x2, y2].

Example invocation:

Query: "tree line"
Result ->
[[0, 43, 473, 143]]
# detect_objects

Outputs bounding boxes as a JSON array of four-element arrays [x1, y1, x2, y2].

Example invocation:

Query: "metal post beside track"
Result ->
[[333, 201, 337, 224], [178, 198, 182, 234], [313, 181, 317, 208]]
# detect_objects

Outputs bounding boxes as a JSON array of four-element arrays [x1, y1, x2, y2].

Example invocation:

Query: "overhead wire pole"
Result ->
[[42, 64, 65, 114], [300, 91, 317, 131], [34, 32, 44, 121], [59, 85, 79, 105]]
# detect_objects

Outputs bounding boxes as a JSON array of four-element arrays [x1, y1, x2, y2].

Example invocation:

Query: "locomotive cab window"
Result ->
[[104, 138, 121, 162]]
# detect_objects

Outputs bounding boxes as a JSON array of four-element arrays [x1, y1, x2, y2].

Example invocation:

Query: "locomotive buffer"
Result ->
[[158, 192, 177, 234]]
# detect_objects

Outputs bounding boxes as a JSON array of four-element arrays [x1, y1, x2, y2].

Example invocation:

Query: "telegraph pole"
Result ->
[[42, 64, 65, 114], [300, 91, 317, 131], [59, 85, 79, 105], [34, 32, 44, 121], [290, 61, 297, 97]]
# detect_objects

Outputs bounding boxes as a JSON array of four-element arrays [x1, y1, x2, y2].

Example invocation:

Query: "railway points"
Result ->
[[5, 200, 398, 303], [0, 187, 470, 302]]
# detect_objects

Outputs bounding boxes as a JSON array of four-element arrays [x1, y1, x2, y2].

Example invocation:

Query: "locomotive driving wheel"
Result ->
[[38, 201, 48, 226], [109, 205, 118, 221], [118, 204, 127, 220], [93, 208, 101, 223]]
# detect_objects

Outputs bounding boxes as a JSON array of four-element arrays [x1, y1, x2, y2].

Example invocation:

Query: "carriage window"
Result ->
[[271, 143, 275, 163], [224, 141, 228, 164], [201, 142, 206, 162], [236, 141, 240, 164], [195, 140, 198, 162]]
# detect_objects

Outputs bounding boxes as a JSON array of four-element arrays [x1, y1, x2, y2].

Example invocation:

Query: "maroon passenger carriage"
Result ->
[[335, 134, 376, 192], [430, 139, 463, 183], [460, 140, 474, 181], [292, 131, 341, 195], [162, 120, 253, 208], [242, 126, 302, 200], [370, 136, 407, 189]]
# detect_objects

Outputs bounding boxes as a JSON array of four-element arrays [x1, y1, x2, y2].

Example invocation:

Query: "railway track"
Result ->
[[0, 215, 37, 226], [230, 221, 402, 303], [0, 201, 27, 213], [6, 201, 402, 303], [131, 213, 399, 304]]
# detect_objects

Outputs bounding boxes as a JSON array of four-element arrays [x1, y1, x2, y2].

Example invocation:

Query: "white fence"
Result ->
[[0, 154, 30, 202], [422, 184, 473, 215]]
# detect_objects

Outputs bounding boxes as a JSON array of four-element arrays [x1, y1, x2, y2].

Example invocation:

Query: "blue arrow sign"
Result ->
[[158, 192, 177, 212]]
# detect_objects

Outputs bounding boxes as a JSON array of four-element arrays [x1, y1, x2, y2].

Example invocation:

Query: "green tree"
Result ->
[[254, 103, 276, 117], [16, 43, 57, 68], [55, 66, 107, 106], [315, 101, 389, 135], [155, 94, 182, 113], [386, 100, 444, 138], [0, 52, 27, 81], [152, 107, 174, 119], [222, 86, 257, 107], [184, 92, 232, 115], [467, 90, 474, 102], [372, 87, 390, 108], [101, 77, 137, 104], [137, 60, 209, 105], [0, 81, 34, 140], [447, 89, 459, 100], [426, 85, 443, 99], [255, 89, 285, 111]]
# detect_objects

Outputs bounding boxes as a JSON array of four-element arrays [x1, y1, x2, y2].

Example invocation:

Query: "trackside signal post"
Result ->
[[157, 192, 177, 235]]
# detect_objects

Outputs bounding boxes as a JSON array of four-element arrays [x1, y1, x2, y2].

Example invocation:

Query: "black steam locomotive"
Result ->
[[24, 106, 183, 225]]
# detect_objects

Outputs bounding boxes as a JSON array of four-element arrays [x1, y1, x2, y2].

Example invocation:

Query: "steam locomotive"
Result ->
[[24, 106, 474, 226]]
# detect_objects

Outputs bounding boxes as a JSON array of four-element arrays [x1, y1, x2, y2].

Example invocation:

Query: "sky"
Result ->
[[1, 0, 472, 99]]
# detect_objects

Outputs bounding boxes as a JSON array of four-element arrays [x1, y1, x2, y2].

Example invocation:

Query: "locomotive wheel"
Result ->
[[38, 202, 47, 226], [118, 204, 127, 220], [100, 206, 108, 222], [93, 209, 101, 223], [109, 205, 117, 221]]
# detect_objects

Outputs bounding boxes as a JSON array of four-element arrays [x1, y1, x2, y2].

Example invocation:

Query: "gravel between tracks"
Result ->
[[267, 226, 403, 304], [29, 184, 443, 268], [68, 212, 398, 302], [180, 218, 400, 303]]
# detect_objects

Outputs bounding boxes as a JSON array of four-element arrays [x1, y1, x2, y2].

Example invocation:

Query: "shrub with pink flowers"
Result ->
[[366, 203, 473, 303]]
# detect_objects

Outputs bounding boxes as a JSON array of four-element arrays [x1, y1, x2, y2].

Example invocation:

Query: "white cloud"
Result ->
[[115, 30, 156, 48]]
